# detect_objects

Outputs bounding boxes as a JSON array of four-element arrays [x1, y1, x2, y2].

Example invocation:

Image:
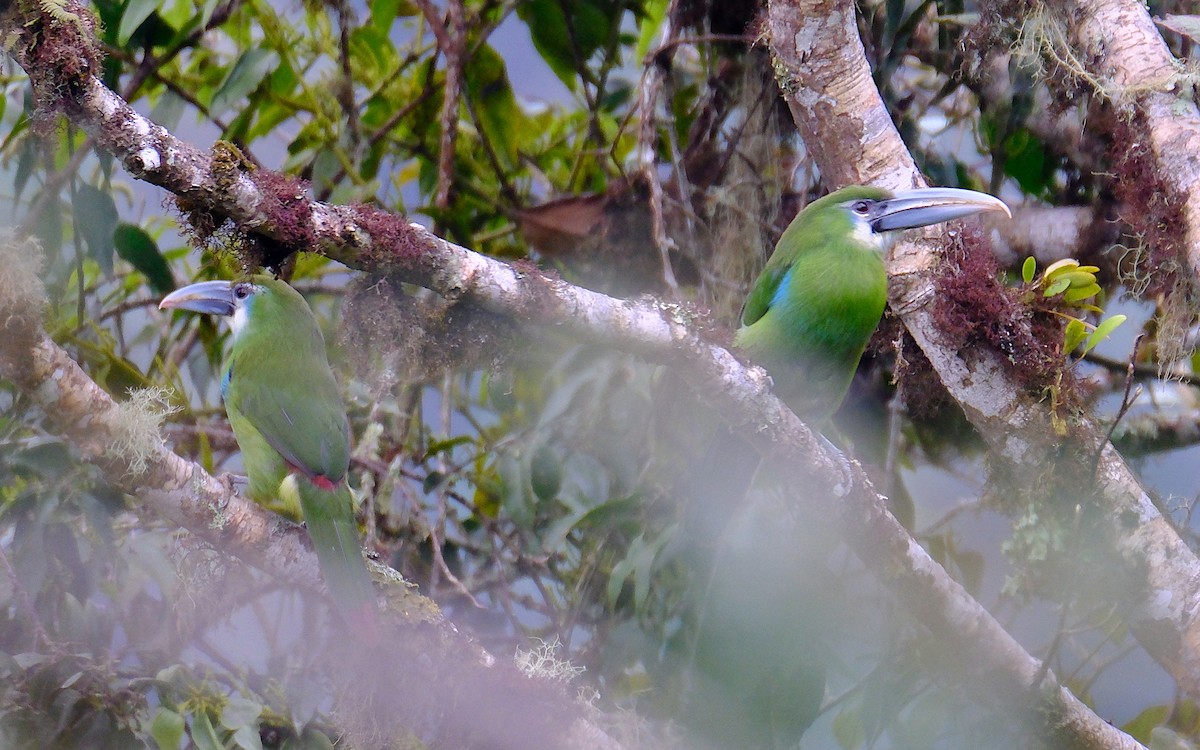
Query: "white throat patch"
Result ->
[[230, 300, 250, 338], [850, 216, 885, 252]]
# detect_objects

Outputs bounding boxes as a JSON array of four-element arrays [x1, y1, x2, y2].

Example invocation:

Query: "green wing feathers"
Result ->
[[222, 278, 378, 638]]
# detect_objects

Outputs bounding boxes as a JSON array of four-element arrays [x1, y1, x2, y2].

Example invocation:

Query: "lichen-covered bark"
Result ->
[[1050, 0, 1200, 285], [0, 2, 1154, 748], [768, 0, 1200, 704]]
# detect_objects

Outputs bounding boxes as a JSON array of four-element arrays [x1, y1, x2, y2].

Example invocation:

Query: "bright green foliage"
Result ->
[[1019, 256, 1126, 358]]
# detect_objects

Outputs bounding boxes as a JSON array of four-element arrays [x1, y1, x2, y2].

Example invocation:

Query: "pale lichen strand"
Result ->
[[105, 387, 180, 476], [0, 230, 47, 326]]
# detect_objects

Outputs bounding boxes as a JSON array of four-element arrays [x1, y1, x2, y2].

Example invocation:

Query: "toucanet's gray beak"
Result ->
[[871, 187, 1011, 232], [159, 280, 237, 316]]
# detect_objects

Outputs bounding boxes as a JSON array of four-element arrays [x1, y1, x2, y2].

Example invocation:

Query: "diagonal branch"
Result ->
[[0, 4, 1146, 749], [767, 0, 1200, 703]]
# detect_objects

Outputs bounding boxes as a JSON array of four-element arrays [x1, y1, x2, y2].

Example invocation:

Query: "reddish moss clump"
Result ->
[[248, 170, 318, 268], [349, 203, 433, 272], [1107, 113, 1189, 299], [932, 225, 1062, 392]]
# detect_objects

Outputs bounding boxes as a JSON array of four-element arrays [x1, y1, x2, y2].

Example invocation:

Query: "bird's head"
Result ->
[[159, 277, 269, 338], [808, 185, 1012, 251]]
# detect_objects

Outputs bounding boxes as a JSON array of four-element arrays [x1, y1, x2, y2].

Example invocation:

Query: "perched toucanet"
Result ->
[[735, 185, 1010, 424], [683, 185, 1011, 545], [160, 275, 379, 641]]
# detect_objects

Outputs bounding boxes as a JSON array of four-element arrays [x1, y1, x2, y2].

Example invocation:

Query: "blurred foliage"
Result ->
[[1, 0, 1198, 748]]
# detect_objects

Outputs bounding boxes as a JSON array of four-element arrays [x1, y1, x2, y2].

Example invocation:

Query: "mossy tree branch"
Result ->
[[768, 0, 1200, 704], [0, 2, 1154, 748]]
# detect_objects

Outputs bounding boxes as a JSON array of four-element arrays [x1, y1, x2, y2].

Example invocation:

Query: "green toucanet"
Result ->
[[160, 275, 378, 640], [735, 185, 1010, 424], [683, 185, 1010, 541]]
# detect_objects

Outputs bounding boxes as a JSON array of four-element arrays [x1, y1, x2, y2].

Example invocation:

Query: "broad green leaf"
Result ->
[[118, 0, 159, 45], [150, 708, 186, 750], [232, 725, 265, 750], [516, 0, 611, 90], [635, 0, 669, 60], [219, 697, 263, 731], [157, 0, 202, 31], [530, 444, 562, 501], [1002, 127, 1053, 196], [1042, 277, 1070, 297], [1062, 283, 1101, 303], [1021, 256, 1036, 284], [1063, 318, 1088, 353], [1122, 704, 1170, 744], [606, 535, 640, 607], [1052, 270, 1099, 287], [74, 182, 119, 273], [1082, 314, 1127, 355], [633, 529, 670, 610], [298, 726, 337, 750], [114, 223, 175, 293], [191, 711, 224, 750], [1041, 258, 1080, 276], [211, 48, 279, 114], [463, 44, 524, 169]]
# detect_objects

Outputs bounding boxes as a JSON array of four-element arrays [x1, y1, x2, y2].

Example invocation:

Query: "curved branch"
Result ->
[[768, 0, 1200, 707], [0, 4, 1145, 749], [1046, 0, 1200, 279]]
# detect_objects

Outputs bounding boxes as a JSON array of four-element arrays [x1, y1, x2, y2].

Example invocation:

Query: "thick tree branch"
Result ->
[[768, 0, 1200, 706], [1042, 0, 1200, 280], [0, 239, 621, 749], [0, 4, 1146, 749]]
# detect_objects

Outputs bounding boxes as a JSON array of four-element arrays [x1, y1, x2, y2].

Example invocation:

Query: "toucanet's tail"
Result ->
[[296, 477, 381, 643]]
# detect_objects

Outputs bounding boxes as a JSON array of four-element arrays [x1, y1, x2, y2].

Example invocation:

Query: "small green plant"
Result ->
[[1020, 257, 1126, 359]]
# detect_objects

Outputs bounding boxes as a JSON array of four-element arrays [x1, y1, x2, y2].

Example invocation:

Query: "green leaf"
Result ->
[[232, 725, 264, 750], [191, 711, 224, 750], [1062, 283, 1101, 303], [1082, 314, 1127, 355], [530, 444, 563, 501], [516, 0, 610, 90], [1063, 318, 1088, 353], [1122, 703, 1170, 744], [74, 182, 119, 273], [150, 708, 186, 750], [1002, 127, 1053, 196], [118, 0, 159, 46], [463, 44, 524, 169], [219, 697, 263, 731], [606, 536, 639, 607], [1042, 277, 1071, 297], [298, 725, 336, 750], [1021, 256, 1036, 284], [114, 223, 175, 293], [425, 435, 474, 458], [635, 0, 669, 61], [211, 48, 279, 114]]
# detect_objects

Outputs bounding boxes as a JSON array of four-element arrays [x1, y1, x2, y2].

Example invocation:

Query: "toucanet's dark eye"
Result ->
[[852, 201, 871, 215], [234, 284, 251, 300]]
